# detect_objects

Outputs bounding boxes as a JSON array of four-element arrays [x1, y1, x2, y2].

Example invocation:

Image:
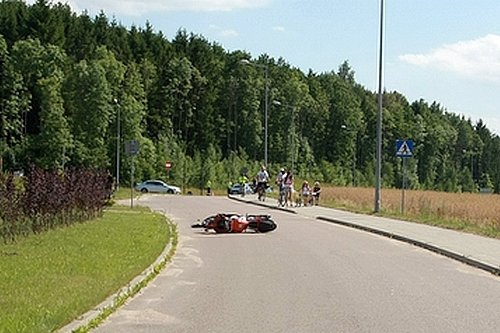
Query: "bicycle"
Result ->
[[257, 182, 267, 201]]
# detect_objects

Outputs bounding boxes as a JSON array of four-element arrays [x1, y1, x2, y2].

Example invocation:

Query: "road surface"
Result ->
[[91, 195, 500, 332]]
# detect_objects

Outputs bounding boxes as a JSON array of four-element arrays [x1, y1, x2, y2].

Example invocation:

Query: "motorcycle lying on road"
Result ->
[[191, 213, 277, 233]]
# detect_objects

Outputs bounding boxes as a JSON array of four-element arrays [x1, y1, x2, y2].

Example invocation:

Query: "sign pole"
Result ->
[[401, 157, 406, 214], [131, 155, 134, 209], [125, 140, 140, 209], [396, 140, 414, 215]]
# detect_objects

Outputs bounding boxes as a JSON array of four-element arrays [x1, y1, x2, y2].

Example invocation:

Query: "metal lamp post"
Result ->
[[114, 99, 121, 190], [273, 100, 295, 172], [341, 125, 357, 187], [470, 151, 474, 183], [463, 148, 474, 186], [375, 0, 385, 212], [241, 59, 269, 168]]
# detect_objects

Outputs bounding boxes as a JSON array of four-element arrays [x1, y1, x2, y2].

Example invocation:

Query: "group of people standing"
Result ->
[[231, 166, 322, 207], [298, 180, 322, 206], [275, 168, 321, 207]]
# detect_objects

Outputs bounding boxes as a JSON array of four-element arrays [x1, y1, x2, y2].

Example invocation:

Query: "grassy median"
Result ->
[[0, 204, 175, 333]]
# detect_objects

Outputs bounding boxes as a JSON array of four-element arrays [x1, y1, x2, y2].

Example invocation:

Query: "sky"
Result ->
[[26, 0, 500, 135]]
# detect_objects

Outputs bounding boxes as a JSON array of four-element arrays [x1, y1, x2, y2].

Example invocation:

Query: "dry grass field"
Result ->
[[321, 186, 500, 237]]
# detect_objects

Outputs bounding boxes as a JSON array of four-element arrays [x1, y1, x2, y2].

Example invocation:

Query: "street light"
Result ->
[[375, 0, 385, 212], [273, 100, 295, 172], [341, 125, 357, 187], [114, 99, 121, 190], [463, 148, 474, 186], [241, 59, 269, 168]]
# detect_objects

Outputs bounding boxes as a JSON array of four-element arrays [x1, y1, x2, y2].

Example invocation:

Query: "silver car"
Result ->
[[135, 180, 181, 194], [229, 183, 254, 195]]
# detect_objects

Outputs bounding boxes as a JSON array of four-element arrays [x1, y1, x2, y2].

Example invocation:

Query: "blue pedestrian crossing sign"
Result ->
[[396, 140, 413, 157]]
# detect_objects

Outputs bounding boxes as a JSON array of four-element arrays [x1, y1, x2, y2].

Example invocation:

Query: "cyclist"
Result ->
[[256, 165, 269, 201]]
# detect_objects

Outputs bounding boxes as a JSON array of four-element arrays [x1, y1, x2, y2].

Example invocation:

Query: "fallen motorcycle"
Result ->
[[191, 213, 277, 233]]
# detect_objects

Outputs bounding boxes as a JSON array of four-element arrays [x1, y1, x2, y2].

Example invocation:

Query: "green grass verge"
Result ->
[[111, 186, 137, 200], [0, 205, 175, 333]]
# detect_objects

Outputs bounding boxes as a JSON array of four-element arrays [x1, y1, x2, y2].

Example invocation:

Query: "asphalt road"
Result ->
[[91, 195, 500, 332]]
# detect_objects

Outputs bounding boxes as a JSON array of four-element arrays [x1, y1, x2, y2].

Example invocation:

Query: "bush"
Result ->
[[0, 166, 110, 242]]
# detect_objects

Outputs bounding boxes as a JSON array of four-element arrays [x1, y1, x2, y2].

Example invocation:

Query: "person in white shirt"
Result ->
[[256, 166, 269, 200], [275, 168, 287, 205]]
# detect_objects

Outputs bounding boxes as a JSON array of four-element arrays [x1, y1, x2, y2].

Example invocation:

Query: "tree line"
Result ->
[[1, 0, 499, 194]]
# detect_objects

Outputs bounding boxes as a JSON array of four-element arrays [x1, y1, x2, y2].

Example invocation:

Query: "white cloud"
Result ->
[[399, 34, 500, 82], [451, 109, 500, 136], [486, 117, 500, 136], [221, 29, 238, 37], [209, 24, 238, 38], [273, 26, 285, 32], [26, 0, 273, 16]]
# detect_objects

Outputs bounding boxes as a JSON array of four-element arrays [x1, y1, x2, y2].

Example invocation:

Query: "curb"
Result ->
[[229, 195, 500, 277], [228, 195, 296, 214], [316, 216, 500, 276]]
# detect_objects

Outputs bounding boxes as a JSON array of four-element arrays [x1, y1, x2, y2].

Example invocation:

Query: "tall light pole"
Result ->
[[114, 99, 121, 190], [241, 59, 269, 168], [273, 100, 295, 172], [375, 0, 385, 212], [463, 148, 474, 186], [341, 125, 357, 187], [470, 151, 474, 184]]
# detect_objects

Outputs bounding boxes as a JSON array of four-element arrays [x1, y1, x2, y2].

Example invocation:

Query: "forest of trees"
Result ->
[[1, 0, 500, 194]]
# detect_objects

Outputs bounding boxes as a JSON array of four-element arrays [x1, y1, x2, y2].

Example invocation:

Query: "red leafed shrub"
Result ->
[[0, 166, 109, 242], [0, 173, 29, 242]]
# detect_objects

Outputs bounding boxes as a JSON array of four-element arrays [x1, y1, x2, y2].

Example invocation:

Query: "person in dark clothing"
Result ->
[[106, 170, 114, 199], [312, 181, 321, 206]]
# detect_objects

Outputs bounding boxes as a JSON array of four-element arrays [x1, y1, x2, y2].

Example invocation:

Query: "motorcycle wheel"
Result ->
[[248, 216, 277, 233]]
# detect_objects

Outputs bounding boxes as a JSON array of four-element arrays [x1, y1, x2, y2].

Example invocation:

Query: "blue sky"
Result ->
[[28, 0, 500, 134]]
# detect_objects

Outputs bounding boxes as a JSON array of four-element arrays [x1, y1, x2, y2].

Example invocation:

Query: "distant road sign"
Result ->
[[165, 161, 172, 169], [396, 140, 413, 157], [125, 140, 140, 155]]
